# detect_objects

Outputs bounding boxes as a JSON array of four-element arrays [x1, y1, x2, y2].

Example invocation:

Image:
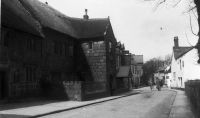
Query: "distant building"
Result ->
[[131, 55, 143, 87], [164, 66, 172, 87], [171, 36, 200, 88], [115, 42, 133, 91], [153, 67, 165, 86]]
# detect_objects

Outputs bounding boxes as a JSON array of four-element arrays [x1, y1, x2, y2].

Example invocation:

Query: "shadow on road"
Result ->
[[0, 99, 65, 111], [0, 114, 31, 118]]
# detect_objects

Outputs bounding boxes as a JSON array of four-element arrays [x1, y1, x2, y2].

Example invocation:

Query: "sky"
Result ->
[[39, 0, 199, 62]]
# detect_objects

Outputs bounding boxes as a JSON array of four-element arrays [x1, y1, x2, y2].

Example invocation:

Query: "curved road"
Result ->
[[40, 88, 176, 118]]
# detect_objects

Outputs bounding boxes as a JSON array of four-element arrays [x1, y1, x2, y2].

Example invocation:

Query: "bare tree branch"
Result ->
[[184, 31, 194, 47], [188, 6, 196, 12], [153, 0, 166, 11], [189, 13, 198, 36], [173, 0, 182, 7], [191, 8, 198, 20]]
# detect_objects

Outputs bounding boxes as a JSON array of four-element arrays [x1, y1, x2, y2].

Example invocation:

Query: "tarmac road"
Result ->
[[39, 88, 176, 118]]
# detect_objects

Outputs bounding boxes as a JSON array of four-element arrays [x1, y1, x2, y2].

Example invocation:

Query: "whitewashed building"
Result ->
[[171, 36, 200, 88], [164, 66, 172, 88]]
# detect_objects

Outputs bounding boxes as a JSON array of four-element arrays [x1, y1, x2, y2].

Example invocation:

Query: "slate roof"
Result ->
[[70, 18, 110, 39], [19, 0, 78, 38], [173, 46, 194, 60], [1, 0, 44, 37], [4, 0, 112, 39], [116, 66, 131, 78]]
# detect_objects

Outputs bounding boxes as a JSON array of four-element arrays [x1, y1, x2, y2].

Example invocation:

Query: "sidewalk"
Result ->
[[169, 89, 195, 118], [0, 89, 140, 118]]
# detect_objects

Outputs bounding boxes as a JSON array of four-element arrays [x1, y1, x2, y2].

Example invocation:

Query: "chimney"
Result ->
[[83, 9, 89, 20], [174, 36, 179, 48]]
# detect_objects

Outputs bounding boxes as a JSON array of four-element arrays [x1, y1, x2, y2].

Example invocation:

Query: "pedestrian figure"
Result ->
[[156, 78, 161, 91], [148, 78, 153, 91]]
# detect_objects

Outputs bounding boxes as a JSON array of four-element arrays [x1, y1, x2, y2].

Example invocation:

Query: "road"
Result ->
[[39, 88, 176, 118]]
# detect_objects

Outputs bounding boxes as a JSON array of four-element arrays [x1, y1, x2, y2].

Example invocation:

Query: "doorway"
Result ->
[[0, 71, 8, 99]]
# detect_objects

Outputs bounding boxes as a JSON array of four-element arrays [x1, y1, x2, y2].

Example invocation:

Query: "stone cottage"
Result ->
[[1, 0, 117, 100]]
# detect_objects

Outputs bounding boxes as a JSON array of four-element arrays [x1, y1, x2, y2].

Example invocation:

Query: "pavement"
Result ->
[[0, 87, 196, 118], [169, 89, 195, 118], [0, 89, 140, 118]]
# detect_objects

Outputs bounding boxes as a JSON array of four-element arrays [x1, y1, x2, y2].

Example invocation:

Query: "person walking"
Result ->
[[148, 78, 153, 91], [156, 78, 161, 91]]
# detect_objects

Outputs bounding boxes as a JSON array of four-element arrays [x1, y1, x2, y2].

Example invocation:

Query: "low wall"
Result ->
[[40, 80, 108, 101], [63, 81, 83, 101], [83, 81, 108, 100], [185, 80, 200, 118], [63, 81, 107, 101]]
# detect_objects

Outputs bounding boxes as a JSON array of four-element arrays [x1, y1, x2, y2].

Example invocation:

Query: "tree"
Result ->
[[147, 0, 200, 63], [141, 57, 164, 85]]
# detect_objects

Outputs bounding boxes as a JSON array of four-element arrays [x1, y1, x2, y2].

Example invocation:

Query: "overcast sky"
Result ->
[[39, 0, 198, 61]]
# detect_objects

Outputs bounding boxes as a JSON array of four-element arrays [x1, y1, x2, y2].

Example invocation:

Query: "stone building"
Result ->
[[74, 10, 117, 98], [131, 54, 143, 87], [115, 42, 133, 92], [1, 0, 117, 100], [1, 0, 44, 99], [1, 0, 77, 99]]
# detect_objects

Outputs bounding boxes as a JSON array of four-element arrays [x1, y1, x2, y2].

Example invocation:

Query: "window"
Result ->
[[88, 42, 93, 49], [1, 30, 10, 47], [173, 72, 176, 80], [109, 42, 112, 52], [166, 76, 169, 79], [26, 65, 36, 82], [179, 77, 183, 86], [54, 41, 62, 55], [27, 38, 36, 51], [51, 72, 61, 81], [180, 60, 182, 70], [182, 61, 184, 67], [64, 42, 69, 56], [13, 70, 20, 83], [69, 45, 73, 57]]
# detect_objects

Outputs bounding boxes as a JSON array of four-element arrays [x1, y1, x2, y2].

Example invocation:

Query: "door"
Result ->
[[0, 71, 7, 99]]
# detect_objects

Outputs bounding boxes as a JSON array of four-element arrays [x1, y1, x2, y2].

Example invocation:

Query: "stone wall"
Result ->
[[63, 81, 83, 101], [0, 27, 76, 99], [0, 27, 44, 99], [62, 81, 108, 101], [81, 41, 107, 82]]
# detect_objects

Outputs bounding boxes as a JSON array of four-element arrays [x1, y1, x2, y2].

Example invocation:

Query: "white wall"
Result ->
[[171, 48, 200, 88], [183, 49, 200, 81]]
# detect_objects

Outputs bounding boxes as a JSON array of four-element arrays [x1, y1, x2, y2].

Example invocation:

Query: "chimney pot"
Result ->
[[83, 9, 89, 20]]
